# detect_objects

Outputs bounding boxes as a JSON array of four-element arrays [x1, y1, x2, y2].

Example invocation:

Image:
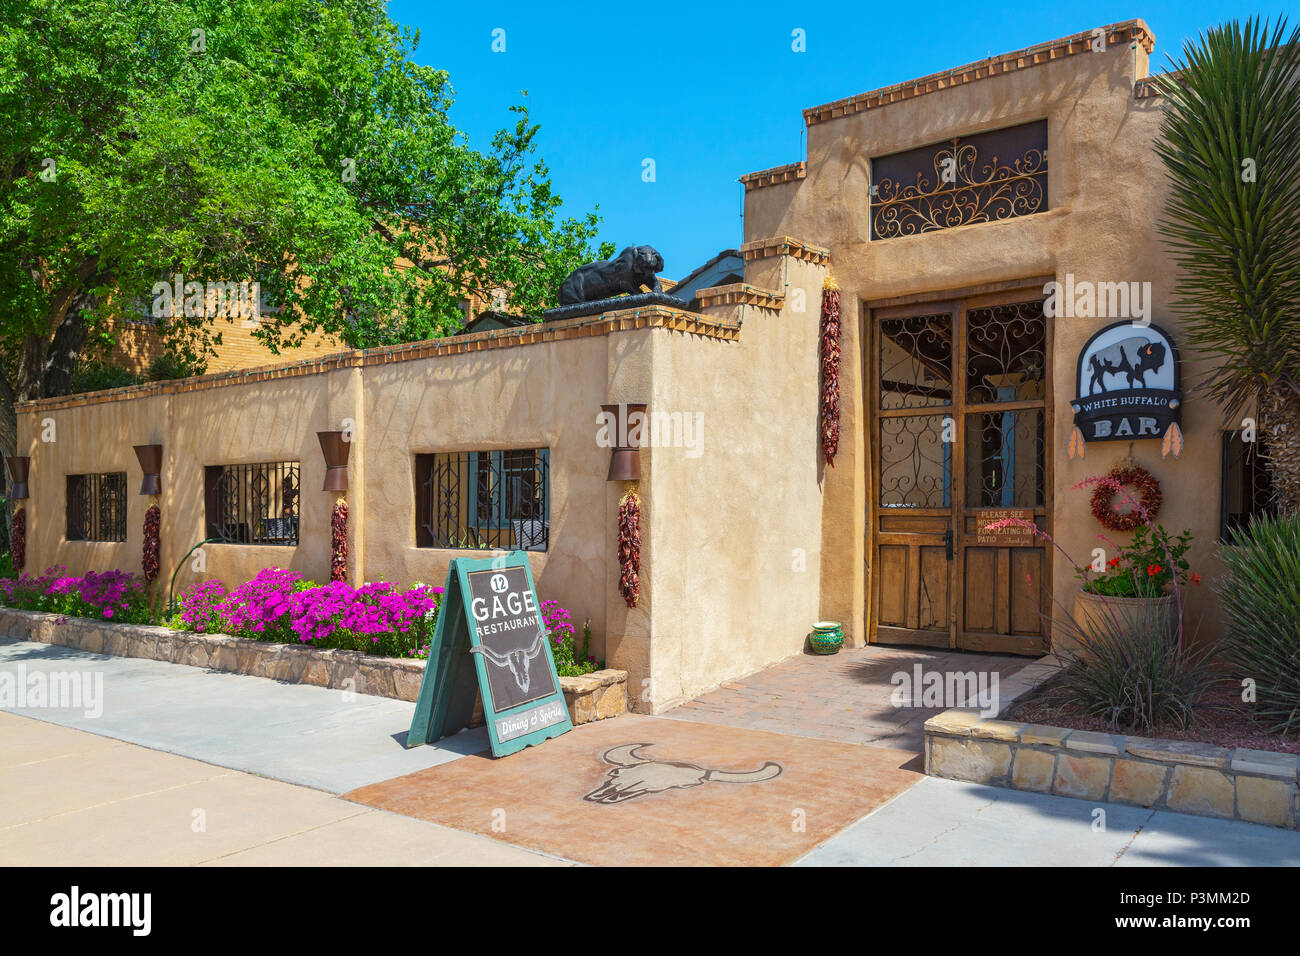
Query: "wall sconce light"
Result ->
[[600, 403, 647, 481], [133, 444, 163, 495], [317, 431, 350, 492], [4, 457, 30, 500]]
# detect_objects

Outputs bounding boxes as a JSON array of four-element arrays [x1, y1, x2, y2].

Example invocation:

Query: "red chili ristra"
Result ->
[[142, 505, 161, 583], [331, 500, 348, 582], [618, 489, 640, 608], [11, 507, 25, 574], [820, 282, 842, 466]]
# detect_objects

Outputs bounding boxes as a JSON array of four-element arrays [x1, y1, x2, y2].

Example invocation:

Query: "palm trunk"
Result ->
[[1259, 384, 1300, 514]]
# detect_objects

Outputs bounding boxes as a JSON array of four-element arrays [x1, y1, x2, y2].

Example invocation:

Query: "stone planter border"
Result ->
[[924, 654, 1300, 830], [0, 608, 627, 726]]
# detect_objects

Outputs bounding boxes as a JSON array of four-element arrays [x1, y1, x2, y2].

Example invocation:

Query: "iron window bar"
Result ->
[[204, 461, 301, 546], [415, 449, 549, 551], [870, 120, 1048, 239], [66, 472, 127, 542]]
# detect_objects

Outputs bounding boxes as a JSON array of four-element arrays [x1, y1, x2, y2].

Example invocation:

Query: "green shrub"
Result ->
[[1048, 600, 1217, 734], [70, 361, 144, 393], [147, 352, 205, 381], [1219, 513, 1300, 736]]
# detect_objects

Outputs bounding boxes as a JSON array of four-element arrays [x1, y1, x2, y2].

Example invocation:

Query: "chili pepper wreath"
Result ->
[[819, 275, 842, 466], [1090, 464, 1162, 532], [618, 487, 640, 608]]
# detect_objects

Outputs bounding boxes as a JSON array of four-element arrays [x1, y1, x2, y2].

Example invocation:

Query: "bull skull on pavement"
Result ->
[[584, 743, 783, 804]]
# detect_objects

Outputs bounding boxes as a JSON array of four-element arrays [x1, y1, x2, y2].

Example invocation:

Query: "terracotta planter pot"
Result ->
[[1062, 589, 1177, 656]]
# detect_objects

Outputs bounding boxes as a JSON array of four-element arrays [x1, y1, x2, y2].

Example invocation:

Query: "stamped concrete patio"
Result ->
[[662, 645, 1029, 751], [344, 712, 922, 866]]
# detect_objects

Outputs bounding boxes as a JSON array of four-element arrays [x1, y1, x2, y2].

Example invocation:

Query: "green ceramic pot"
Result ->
[[809, 621, 844, 655]]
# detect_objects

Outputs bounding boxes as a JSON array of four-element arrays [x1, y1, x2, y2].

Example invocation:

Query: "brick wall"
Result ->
[[103, 317, 343, 376]]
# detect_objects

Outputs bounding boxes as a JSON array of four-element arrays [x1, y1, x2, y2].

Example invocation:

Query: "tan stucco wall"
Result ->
[[744, 26, 1227, 645], [639, 254, 829, 709], [17, 346, 634, 667], [355, 334, 628, 660], [16, 294, 822, 709]]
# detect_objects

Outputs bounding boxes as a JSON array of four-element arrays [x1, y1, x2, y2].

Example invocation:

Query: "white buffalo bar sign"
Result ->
[[1068, 320, 1183, 459], [407, 553, 572, 757]]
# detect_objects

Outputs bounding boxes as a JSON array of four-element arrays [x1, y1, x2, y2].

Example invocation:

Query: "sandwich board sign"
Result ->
[[406, 552, 572, 757]]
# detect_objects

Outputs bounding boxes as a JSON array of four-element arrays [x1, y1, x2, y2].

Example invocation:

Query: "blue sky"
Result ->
[[387, 1, 1296, 278]]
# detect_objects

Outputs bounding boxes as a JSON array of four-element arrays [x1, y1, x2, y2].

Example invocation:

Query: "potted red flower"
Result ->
[[1070, 522, 1195, 653]]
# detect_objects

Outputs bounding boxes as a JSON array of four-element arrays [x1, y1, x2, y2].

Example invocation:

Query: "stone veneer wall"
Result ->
[[924, 658, 1300, 830], [0, 608, 627, 725]]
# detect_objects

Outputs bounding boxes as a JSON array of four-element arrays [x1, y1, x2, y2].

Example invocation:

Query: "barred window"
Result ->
[[870, 120, 1048, 239], [1221, 431, 1275, 541], [66, 473, 127, 542], [415, 449, 549, 551], [204, 461, 300, 546]]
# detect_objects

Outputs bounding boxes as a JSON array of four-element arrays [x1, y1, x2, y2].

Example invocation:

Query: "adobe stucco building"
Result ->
[[11, 19, 1247, 710]]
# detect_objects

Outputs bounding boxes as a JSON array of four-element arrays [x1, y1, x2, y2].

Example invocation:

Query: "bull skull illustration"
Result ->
[[584, 743, 783, 804], [470, 632, 547, 693]]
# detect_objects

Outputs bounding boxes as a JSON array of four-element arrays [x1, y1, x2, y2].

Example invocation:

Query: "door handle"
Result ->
[[943, 529, 954, 561]]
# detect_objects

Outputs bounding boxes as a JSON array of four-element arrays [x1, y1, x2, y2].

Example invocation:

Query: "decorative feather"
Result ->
[[1067, 426, 1086, 460], [1161, 422, 1184, 458]]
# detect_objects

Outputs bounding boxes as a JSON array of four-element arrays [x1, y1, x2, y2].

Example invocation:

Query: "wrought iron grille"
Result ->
[[879, 312, 953, 409], [415, 449, 549, 551], [204, 461, 300, 545], [870, 120, 1048, 239], [965, 300, 1047, 403], [66, 473, 127, 542], [879, 414, 950, 509], [964, 409, 1046, 508], [1221, 431, 1275, 541]]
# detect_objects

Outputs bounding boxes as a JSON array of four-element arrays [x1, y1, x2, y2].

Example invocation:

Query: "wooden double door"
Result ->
[[869, 289, 1052, 655]]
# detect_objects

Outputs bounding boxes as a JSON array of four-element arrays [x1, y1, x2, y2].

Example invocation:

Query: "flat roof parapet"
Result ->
[[803, 19, 1155, 126], [740, 236, 831, 265], [19, 305, 740, 413], [739, 161, 807, 192], [696, 283, 785, 311]]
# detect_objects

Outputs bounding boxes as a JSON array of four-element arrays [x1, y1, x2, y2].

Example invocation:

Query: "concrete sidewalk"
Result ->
[[0, 711, 567, 866], [0, 637, 483, 793], [797, 775, 1300, 866], [7, 637, 1300, 866]]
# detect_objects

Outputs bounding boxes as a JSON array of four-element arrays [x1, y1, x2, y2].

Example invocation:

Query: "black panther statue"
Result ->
[[559, 245, 664, 305]]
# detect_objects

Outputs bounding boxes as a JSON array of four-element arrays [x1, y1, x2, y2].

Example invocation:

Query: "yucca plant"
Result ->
[[1155, 17, 1300, 512], [1219, 513, 1300, 735], [1046, 601, 1217, 734]]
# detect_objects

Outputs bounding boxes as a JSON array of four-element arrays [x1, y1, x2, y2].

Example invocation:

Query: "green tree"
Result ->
[[0, 0, 607, 456], [1155, 16, 1300, 512]]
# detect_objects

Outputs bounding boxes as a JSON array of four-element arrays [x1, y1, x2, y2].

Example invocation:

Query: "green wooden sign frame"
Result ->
[[407, 551, 573, 757]]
